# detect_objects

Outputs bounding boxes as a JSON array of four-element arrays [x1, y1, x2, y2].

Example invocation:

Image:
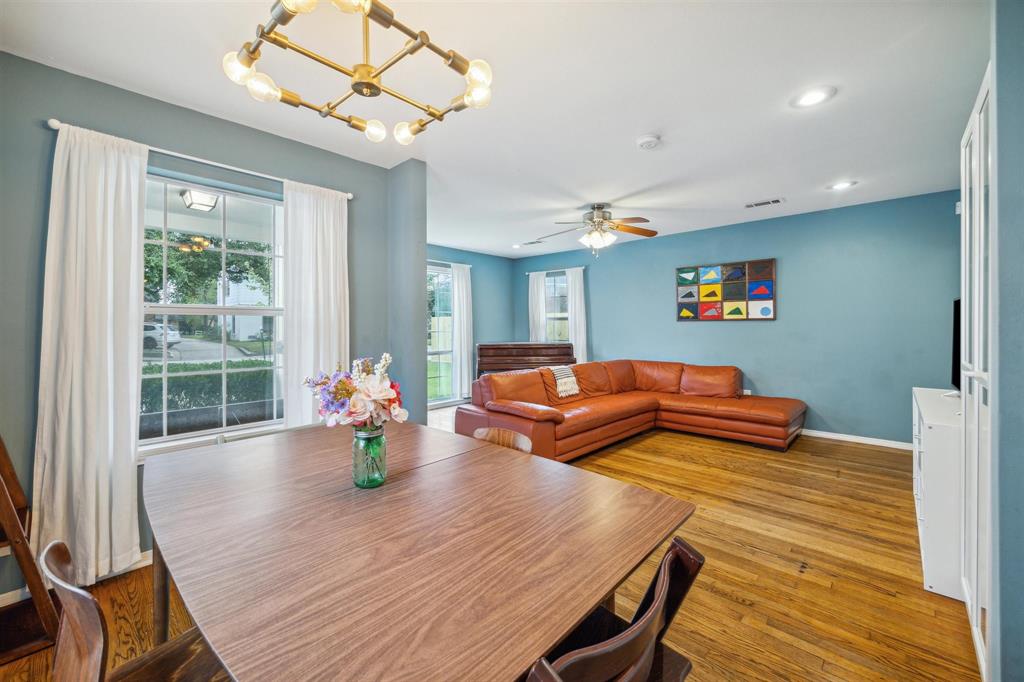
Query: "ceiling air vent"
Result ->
[[745, 198, 786, 209]]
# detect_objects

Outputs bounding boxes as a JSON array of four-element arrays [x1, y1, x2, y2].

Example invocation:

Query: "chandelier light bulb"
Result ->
[[331, 0, 370, 13], [282, 0, 319, 13], [464, 84, 492, 109], [364, 119, 387, 143], [246, 72, 282, 103], [465, 59, 492, 86], [222, 51, 255, 85], [394, 121, 415, 145]]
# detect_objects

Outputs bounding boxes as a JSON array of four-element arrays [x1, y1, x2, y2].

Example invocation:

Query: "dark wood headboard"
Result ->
[[476, 342, 576, 377]]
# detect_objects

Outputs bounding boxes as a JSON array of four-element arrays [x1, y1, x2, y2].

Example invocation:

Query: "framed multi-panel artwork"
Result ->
[[676, 258, 776, 321]]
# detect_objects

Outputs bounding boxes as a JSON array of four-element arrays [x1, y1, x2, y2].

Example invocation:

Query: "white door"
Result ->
[[959, 65, 992, 680]]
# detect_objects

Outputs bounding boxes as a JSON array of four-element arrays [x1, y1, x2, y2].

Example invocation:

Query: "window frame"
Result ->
[[544, 271, 570, 342], [426, 263, 455, 404], [140, 175, 285, 445]]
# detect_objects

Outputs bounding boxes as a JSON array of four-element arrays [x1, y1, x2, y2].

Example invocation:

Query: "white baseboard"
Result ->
[[0, 549, 153, 608], [801, 429, 912, 451]]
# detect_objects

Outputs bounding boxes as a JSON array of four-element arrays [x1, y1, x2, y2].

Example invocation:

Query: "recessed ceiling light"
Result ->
[[512, 244, 521, 249], [827, 180, 858, 190], [791, 86, 837, 108]]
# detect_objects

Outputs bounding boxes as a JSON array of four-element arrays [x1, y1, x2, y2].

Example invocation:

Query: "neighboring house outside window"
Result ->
[[545, 271, 569, 342], [140, 177, 284, 441]]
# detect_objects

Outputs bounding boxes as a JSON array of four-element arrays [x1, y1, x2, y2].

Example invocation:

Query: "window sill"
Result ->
[[136, 422, 287, 464]]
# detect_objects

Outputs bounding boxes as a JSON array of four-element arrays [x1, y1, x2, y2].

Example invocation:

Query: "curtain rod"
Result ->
[[46, 118, 354, 200], [524, 266, 585, 276], [428, 259, 471, 268]]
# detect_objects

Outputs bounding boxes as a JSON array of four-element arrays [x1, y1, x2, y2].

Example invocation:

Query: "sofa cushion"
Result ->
[[554, 393, 660, 439], [630, 361, 683, 393], [656, 394, 806, 427], [680, 364, 742, 398], [602, 360, 636, 393], [479, 370, 549, 406], [539, 362, 612, 405]]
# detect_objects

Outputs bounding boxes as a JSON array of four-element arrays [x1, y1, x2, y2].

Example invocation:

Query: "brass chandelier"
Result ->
[[222, 0, 493, 145]]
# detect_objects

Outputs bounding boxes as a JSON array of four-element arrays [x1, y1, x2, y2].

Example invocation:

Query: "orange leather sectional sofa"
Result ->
[[454, 360, 807, 461]]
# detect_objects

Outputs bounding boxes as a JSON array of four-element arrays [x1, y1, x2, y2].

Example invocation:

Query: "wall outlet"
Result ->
[[743, 389, 752, 395]]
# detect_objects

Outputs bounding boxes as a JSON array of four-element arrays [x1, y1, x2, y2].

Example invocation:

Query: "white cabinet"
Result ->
[[912, 387, 962, 600]]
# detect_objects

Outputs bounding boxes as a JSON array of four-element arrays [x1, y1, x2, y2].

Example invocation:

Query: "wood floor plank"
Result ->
[[0, 426, 978, 681]]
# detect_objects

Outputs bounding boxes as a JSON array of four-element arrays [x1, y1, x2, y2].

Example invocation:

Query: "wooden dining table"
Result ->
[[143, 421, 695, 680]]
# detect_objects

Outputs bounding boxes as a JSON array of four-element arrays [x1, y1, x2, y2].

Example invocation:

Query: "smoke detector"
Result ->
[[636, 134, 661, 151]]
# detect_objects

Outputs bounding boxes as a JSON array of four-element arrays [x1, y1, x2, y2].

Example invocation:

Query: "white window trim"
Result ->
[[141, 175, 284, 446], [427, 263, 456, 404]]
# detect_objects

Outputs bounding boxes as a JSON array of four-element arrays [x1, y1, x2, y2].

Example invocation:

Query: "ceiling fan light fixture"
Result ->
[[579, 228, 617, 250]]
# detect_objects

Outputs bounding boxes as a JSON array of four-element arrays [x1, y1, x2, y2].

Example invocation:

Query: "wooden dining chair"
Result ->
[[526, 537, 705, 682], [40, 541, 229, 682], [472, 427, 533, 453]]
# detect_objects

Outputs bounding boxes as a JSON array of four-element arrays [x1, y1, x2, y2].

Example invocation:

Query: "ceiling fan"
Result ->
[[521, 203, 659, 254]]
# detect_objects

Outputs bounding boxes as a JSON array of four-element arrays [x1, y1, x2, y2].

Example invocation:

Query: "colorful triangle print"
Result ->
[[681, 308, 695, 318], [752, 285, 769, 295], [728, 306, 742, 315]]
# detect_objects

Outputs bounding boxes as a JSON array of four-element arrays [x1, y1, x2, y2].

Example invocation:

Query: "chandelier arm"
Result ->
[[260, 28, 356, 78], [362, 14, 370, 65], [386, 17, 420, 41], [378, 85, 444, 120], [372, 34, 427, 79], [321, 90, 356, 117]]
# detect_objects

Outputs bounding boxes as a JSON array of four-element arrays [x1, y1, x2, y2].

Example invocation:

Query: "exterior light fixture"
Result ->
[[180, 189, 219, 212]]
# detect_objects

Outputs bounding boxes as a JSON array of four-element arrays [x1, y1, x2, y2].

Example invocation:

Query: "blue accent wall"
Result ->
[[427, 244, 516, 375], [0, 53, 424, 594], [993, 0, 1023, 674], [511, 191, 960, 444]]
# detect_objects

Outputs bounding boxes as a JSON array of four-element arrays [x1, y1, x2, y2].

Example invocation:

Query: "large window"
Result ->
[[545, 271, 569, 342], [140, 178, 284, 441], [427, 265, 453, 402]]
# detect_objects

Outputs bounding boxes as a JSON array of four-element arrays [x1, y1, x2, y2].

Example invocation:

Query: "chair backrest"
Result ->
[[472, 427, 533, 453], [40, 541, 109, 682], [528, 537, 704, 682]]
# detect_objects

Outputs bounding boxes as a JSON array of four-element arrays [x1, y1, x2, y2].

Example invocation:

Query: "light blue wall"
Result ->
[[388, 160, 428, 424], [0, 53, 423, 594], [511, 191, 960, 443], [992, 0, 1023, 674], [427, 244, 516, 375]]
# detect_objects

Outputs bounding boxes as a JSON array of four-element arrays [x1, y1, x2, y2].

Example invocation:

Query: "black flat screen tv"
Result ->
[[952, 298, 961, 391]]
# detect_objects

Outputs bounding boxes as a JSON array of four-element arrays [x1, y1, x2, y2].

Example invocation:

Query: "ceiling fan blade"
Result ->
[[534, 226, 589, 241], [612, 223, 658, 237], [612, 217, 650, 224]]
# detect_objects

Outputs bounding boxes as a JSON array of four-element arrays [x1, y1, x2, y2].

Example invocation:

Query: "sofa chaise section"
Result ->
[[454, 360, 807, 461]]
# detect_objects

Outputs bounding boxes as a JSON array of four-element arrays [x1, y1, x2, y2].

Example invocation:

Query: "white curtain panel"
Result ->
[[451, 263, 474, 399], [282, 180, 350, 427], [528, 271, 548, 342], [566, 267, 588, 362], [31, 125, 147, 585]]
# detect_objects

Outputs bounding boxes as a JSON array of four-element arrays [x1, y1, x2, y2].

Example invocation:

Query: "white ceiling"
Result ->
[[2, 1, 989, 258]]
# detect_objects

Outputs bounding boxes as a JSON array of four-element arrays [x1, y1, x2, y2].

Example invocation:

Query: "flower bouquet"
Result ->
[[304, 353, 408, 488]]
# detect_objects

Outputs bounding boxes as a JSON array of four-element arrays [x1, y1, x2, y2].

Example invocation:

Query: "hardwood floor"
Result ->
[[579, 430, 978, 681], [0, 427, 978, 681]]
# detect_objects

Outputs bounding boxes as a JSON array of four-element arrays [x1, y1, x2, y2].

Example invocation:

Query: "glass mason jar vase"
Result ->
[[352, 427, 387, 488]]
